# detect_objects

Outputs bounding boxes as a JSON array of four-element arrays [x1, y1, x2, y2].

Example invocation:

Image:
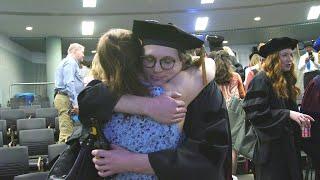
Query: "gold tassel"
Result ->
[[200, 47, 207, 86]]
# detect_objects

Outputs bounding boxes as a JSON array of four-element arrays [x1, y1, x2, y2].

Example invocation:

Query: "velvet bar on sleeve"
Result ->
[[242, 72, 290, 143], [148, 80, 232, 180], [242, 71, 302, 180]]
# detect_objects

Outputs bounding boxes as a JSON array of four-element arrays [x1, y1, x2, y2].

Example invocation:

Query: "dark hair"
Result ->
[[97, 29, 148, 96], [213, 50, 234, 85], [80, 60, 92, 68]]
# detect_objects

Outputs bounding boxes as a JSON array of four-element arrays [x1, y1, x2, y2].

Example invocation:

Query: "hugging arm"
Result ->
[[92, 81, 232, 180], [114, 58, 216, 123]]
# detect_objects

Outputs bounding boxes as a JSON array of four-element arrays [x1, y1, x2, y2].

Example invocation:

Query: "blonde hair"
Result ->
[[67, 43, 85, 54], [249, 54, 261, 67], [89, 53, 106, 81], [97, 29, 148, 96]]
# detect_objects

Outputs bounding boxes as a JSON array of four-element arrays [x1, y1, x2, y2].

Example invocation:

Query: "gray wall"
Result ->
[[0, 34, 46, 107]]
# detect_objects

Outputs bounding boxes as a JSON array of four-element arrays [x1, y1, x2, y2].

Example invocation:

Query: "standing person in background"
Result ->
[[298, 41, 320, 89], [243, 37, 314, 180], [213, 50, 246, 107], [244, 52, 264, 91], [54, 43, 85, 142], [212, 50, 245, 178]]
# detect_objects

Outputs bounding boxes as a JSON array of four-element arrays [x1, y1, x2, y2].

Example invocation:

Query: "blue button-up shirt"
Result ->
[[55, 55, 84, 107]]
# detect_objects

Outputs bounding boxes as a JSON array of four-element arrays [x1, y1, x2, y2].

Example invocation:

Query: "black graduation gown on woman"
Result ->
[[78, 80, 232, 180], [243, 72, 302, 180]]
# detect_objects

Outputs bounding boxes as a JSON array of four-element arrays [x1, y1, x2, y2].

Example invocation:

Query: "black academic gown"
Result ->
[[78, 80, 232, 180], [300, 76, 320, 170], [148, 80, 232, 180], [243, 72, 302, 180]]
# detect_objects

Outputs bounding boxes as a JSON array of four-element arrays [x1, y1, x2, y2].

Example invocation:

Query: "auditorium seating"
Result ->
[[14, 171, 49, 180], [0, 120, 7, 144], [48, 143, 67, 164], [0, 109, 26, 129], [18, 105, 41, 118], [0, 146, 29, 179], [19, 129, 54, 156], [35, 108, 58, 128], [16, 118, 46, 132]]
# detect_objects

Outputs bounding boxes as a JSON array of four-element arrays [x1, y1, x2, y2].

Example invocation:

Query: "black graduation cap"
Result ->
[[249, 46, 260, 60], [206, 35, 224, 52], [132, 20, 204, 51], [259, 37, 298, 58], [304, 40, 314, 48]]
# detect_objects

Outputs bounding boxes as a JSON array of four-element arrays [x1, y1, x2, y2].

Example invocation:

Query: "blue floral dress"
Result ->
[[103, 86, 183, 180]]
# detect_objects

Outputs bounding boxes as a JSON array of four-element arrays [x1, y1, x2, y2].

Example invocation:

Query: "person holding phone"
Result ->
[[298, 41, 320, 89]]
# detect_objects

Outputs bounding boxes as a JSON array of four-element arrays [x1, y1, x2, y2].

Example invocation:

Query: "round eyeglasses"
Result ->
[[141, 55, 176, 70]]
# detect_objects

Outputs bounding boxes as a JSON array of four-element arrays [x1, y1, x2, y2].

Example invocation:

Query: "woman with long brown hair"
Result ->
[[213, 50, 245, 107], [243, 37, 314, 180], [210, 50, 245, 178]]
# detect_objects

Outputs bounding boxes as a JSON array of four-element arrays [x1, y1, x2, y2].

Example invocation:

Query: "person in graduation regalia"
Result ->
[[79, 21, 232, 180], [242, 37, 314, 180]]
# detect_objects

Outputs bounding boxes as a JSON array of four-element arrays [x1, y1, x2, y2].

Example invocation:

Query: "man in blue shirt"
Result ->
[[54, 43, 85, 142]]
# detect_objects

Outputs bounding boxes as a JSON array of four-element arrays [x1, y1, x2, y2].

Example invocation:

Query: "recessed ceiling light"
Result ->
[[83, 0, 96, 7], [307, 5, 320, 20], [82, 21, 94, 35], [91, 50, 96, 54], [195, 17, 209, 31], [25, 26, 33, 31], [201, 0, 214, 4], [254, 16, 261, 21], [223, 40, 228, 44]]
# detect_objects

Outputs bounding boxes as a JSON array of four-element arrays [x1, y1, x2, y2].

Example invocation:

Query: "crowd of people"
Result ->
[[53, 19, 320, 180]]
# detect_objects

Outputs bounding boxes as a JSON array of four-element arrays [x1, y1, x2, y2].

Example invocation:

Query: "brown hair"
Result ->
[[97, 29, 148, 96], [262, 52, 300, 101], [213, 50, 234, 85]]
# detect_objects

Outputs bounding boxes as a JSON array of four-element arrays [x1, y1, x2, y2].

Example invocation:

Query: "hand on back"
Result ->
[[145, 91, 187, 124]]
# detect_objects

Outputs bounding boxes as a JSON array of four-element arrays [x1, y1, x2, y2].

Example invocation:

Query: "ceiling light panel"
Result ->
[[254, 16, 261, 21], [82, 21, 94, 35], [195, 17, 209, 31], [201, 0, 214, 4], [307, 5, 320, 20], [25, 26, 33, 31], [83, 0, 96, 8]]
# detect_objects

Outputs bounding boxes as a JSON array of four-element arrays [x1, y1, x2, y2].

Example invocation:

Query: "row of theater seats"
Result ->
[[0, 107, 58, 129], [9, 96, 50, 109], [0, 105, 68, 179], [0, 107, 58, 145], [0, 117, 59, 146], [0, 144, 67, 179]]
